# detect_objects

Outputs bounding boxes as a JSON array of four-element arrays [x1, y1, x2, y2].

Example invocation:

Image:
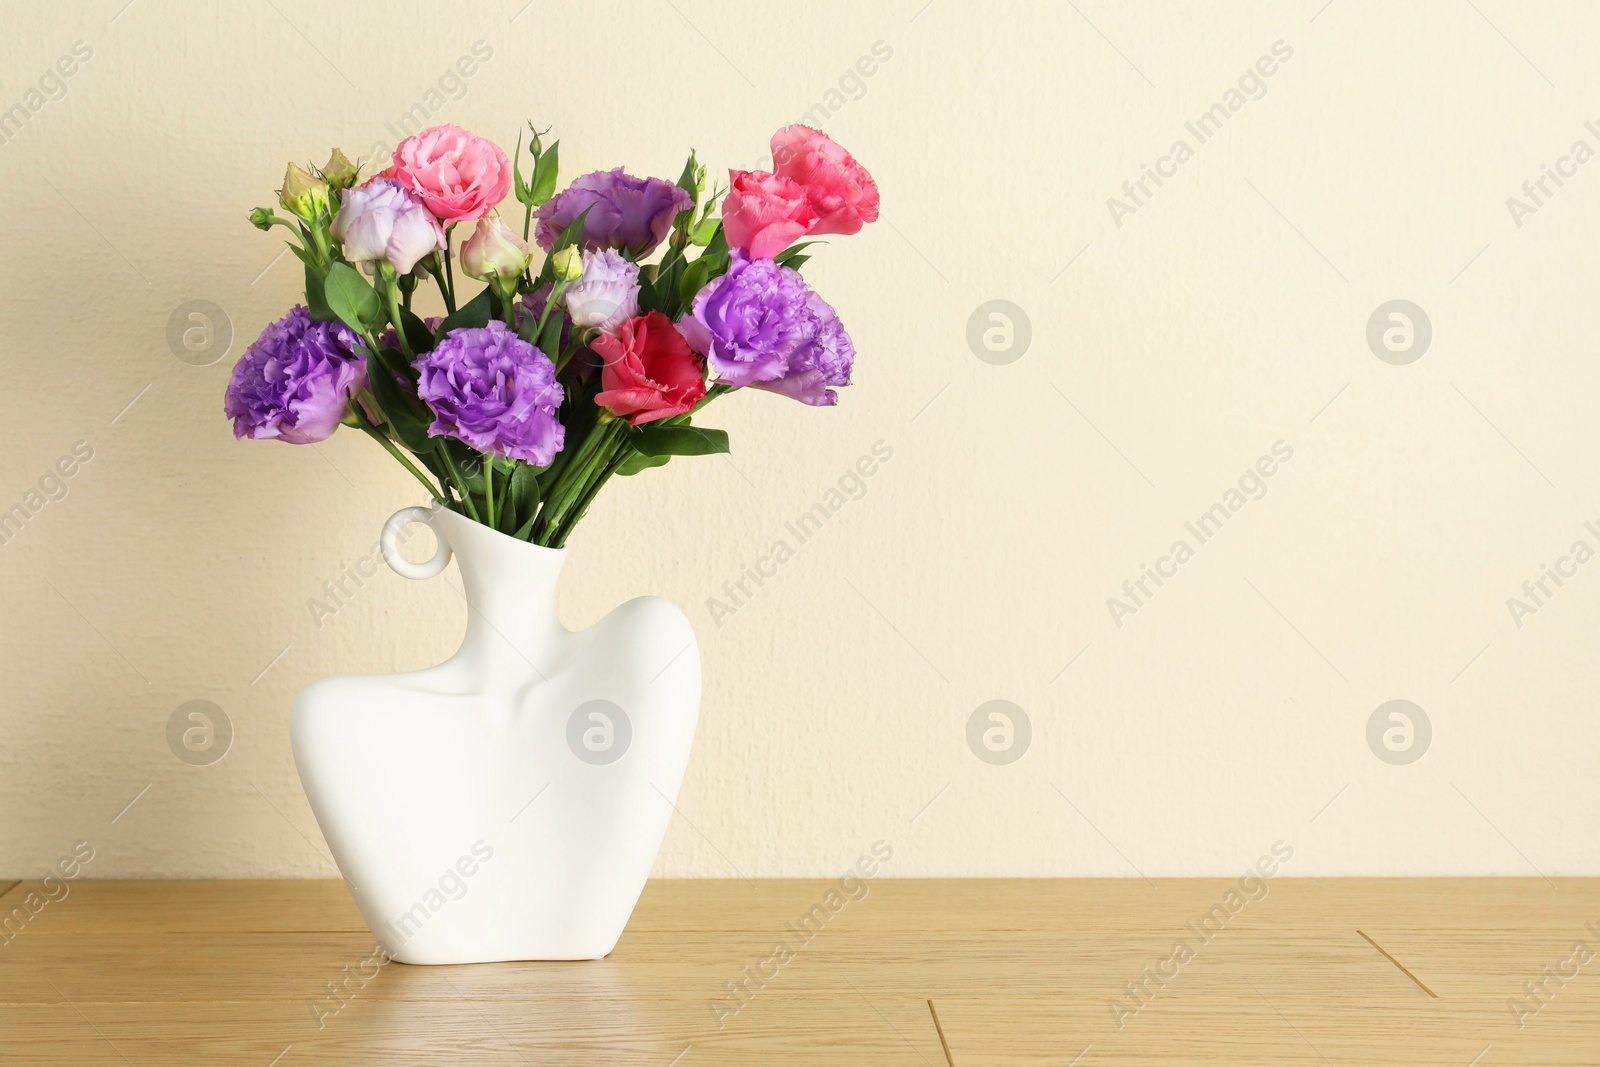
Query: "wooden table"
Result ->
[[2, 878, 1596, 1064]]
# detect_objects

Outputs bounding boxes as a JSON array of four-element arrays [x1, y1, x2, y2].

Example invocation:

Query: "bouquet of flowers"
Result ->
[[225, 123, 879, 547]]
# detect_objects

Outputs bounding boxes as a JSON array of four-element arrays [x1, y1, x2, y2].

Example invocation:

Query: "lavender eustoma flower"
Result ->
[[331, 177, 446, 274], [754, 291, 856, 406], [678, 252, 854, 406], [533, 168, 692, 256], [414, 321, 565, 465], [223, 305, 366, 443], [564, 249, 640, 334]]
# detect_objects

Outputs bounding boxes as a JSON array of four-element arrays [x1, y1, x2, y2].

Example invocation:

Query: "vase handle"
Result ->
[[381, 506, 452, 580]]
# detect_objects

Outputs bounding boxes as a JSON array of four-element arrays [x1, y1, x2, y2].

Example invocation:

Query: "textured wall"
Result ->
[[1, 0, 1595, 879]]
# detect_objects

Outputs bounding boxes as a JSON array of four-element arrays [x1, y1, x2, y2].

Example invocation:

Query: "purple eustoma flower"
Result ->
[[414, 321, 565, 465], [224, 305, 366, 443], [533, 168, 692, 257], [756, 291, 855, 406], [678, 252, 855, 406]]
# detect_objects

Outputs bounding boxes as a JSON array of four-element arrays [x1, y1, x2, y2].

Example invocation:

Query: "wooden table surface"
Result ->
[[2, 877, 1596, 1064]]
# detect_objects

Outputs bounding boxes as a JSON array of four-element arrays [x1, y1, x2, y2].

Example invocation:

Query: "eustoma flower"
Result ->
[[533, 168, 692, 256], [678, 251, 854, 406], [721, 170, 817, 259], [564, 249, 640, 334], [414, 321, 565, 465], [384, 124, 511, 223], [330, 178, 446, 274], [593, 311, 706, 425], [769, 125, 880, 236], [223, 306, 366, 444]]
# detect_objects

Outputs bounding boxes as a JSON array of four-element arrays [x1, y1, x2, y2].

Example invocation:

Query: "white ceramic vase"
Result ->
[[291, 505, 700, 964]]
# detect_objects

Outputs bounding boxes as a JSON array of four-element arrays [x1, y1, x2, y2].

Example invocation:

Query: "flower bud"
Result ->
[[248, 206, 278, 232], [461, 214, 533, 283], [690, 216, 720, 246], [550, 245, 583, 282], [320, 148, 359, 190], [279, 163, 330, 223]]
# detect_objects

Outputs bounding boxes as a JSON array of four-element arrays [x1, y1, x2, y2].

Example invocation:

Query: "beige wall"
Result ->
[[2, 0, 1595, 879]]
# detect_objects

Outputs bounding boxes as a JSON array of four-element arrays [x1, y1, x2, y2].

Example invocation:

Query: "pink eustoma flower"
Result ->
[[770, 125, 880, 236], [721, 170, 818, 260], [384, 124, 511, 223]]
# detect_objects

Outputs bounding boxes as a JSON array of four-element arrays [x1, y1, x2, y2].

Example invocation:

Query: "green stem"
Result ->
[[535, 278, 569, 340], [692, 383, 731, 413], [496, 280, 518, 327], [443, 225, 458, 310], [552, 436, 630, 548], [532, 417, 618, 543], [484, 459, 497, 529], [358, 424, 445, 504], [381, 272, 413, 359], [554, 332, 586, 376], [440, 447, 480, 522], [428, 253, 456, 315], [309, 225, 332, 270]]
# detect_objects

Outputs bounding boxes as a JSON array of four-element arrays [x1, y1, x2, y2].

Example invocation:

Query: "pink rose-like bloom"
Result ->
[[770, 125, 880, 236], [593, 311, 706, 426], [384, 124, 511, 222], [721, 170, 818, 260]]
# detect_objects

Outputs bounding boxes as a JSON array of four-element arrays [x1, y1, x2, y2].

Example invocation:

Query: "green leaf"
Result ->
[[617, 451, 670, 477], [673, 150, 701, 236], [508, 460, 541, 518], [653, 248, 686, 317], [516, 304, 543, 345], [304, 262, 335, 321], [530, 140, 559, 206], [551, 204, 591, 253], [679, 256, 716, 307], [436, 286, 493, 335], [324, 262, 383, 334], [635, 262, 660, 311], [398, 307, 436, 356], [675, 150, 700, 202], [632, 424, 729, 458], [539, 308, 564, 361], [364, 348, 434, 452], [774, 241, 819, 269]]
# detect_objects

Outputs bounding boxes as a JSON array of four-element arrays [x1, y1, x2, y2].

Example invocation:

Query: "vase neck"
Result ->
[[433, 509, 567, 666]]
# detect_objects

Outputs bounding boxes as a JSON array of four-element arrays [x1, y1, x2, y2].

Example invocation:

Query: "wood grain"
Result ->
[[931, 996, 1595, 1066], [1, 878, 1596, 1063], [0, 998, 946, 1066], [0, 927, 1424, 1003], [1358, 927, 1600, 998], [19, 877, 1600, 934]]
